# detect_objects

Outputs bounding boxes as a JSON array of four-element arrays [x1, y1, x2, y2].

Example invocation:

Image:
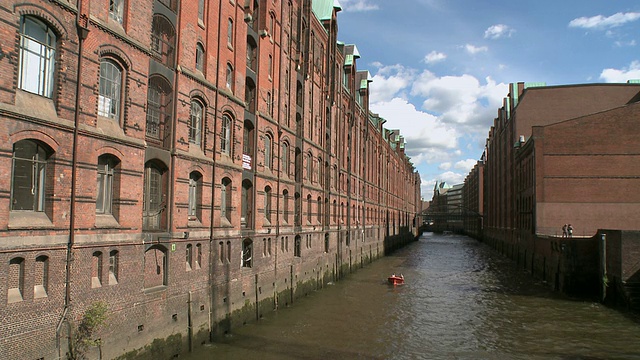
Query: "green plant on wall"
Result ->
[[68, 301, 109, 360]]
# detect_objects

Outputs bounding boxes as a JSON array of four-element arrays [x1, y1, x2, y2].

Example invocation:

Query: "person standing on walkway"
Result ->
[[568, 224, 573, 238], [562, 224, 568, 238]]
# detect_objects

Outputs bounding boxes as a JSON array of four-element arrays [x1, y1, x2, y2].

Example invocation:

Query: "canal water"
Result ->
[[187, 232, 640, 359]]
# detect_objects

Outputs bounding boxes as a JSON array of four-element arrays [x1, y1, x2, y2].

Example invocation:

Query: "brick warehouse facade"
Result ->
[[0, 1, 421, 359], [460, 81, 640, 298]]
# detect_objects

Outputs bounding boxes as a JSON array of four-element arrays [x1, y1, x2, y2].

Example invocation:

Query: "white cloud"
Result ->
[[438, 162, 451, 170], [424, 51, 447, 64], [569, 12, 640, 30], [368, 63, 418, 103], [340, 0, 379, 12], [599, 61, 640, 83], [484, 24, 515, 39], [411, 74, 508, 133], [614, 40, 636, 47], [454, 159, 478, 171], [464, 44, 488, 54]]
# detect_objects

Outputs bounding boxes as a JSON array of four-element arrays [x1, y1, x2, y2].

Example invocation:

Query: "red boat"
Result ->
[[388, 274, 404, 285]]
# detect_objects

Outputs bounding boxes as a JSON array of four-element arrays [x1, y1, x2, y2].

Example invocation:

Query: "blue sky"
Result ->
[[334, 0, 640, 200]]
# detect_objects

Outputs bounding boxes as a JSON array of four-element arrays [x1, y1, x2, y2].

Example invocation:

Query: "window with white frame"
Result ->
[[189, 100, 203, 146], [110, 0, 125, 24], [98, 59, 122, 120], [264, 133, 272, 170], [97, 155, 118, 215], [221, 114, 232, 155], [18, 16, 57, 97], [188, 172, 201, 221]]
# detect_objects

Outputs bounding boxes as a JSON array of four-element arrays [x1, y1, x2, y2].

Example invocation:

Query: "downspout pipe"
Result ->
[[59, 1, 89, 356], [208, 0, 224, 341]]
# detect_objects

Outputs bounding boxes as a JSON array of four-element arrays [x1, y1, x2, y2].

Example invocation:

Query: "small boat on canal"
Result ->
[[388, 274, 404, 285]]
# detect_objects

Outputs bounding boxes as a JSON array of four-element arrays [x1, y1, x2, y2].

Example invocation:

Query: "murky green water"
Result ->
[[186, 232, 640, 359]]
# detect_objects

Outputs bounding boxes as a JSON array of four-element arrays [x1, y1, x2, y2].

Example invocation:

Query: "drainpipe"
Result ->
[[58, 1, 89, 357], [207, 0, 224, 341], [273, 0, 285, 311], [601, 232, 607, 303]]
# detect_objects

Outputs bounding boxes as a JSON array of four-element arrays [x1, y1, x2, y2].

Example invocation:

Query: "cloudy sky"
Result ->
[[334, 0, 640, 199]]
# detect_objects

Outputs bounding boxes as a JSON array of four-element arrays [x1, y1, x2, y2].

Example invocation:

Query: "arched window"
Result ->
[[98, 59, 123, 120], [189, 100, 203, 146], [241, 179, 253, 229], [243, 120, 255, 167], [282, 189, 289, 223], [108, 250, 119, 285], [306, 194, 312, 223], [245, 78, 256, 112], [264, 133, 273, 170], [186, 243, 193, 271], [221, 114, 233, 155], [242, 239, 253, 268], [220, 177, 232, 223], [146, 76, 173, 143], [324, 233, 329, 253], [8, 257, 25, 303], [294, 235, 301, 257], [188, 172, 202, 222], [97, 154, 120, 216], [247, 37, 257, 71], [11, 140, 51, 212], [195, 43, 205, 72], [226, 63, 234, 90], [264, 186, 272, 223], [144, 245, 168, 288], [92, 251, 103, 288], [143, 160, 168, 230], [281, 141, 289, 176], [317, 197, 322, 224], [227, 18, 234, 47], [306, 152, 313, 182], [151, 14, 175, 66], [35, 255, 49, 298], [19, 16, 57, 97], [197, 0, 205, 22]]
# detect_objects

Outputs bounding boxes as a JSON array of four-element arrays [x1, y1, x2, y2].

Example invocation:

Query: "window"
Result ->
[[196, 243, 202, 269], [8, 257, 25, 303], [219, 241, 224, 263], [98, 59, 122, 120], [92, 251, 103, 288], [266, 92, 272, 116], [151, 14, 176, 66], [281, 142, 289, 177], [306, 152, 313, 182], [226, 240, 231, 262], [109, 250, 119, 285], [110, 0, 125, 24], [189, 100, 203, 146], [11, 140, 51, 212], [220, 177, 232, 222], [221, 114, 232, 155], [226, 63, 234, 91], [34, 255, 49, 298], [264, 133, 272, 170], [144, 245, 168, 288], [282, 189, 289, 224], [197, 0, 205, 22], [241, 180, 253, 229], [317, 197, 322, 224], [307, 194, 312, 223], [19, 16, 57, 97], [268, 55, 273, 78], [188, 172, 202, 222], [227, 18, 234, 47], [143, 161, 167, 230], [324, 234, 329, 253], [294, 236, 301, 257], [146, 76, 173, 142], [242, 239, 252, 268], [247, 39, 257, 71], [186, 244, 193, 271], [243, 121, 255, 167], [264, 186, 272, 223], [195, 43, 205, 72], [97, 155, 118, 215], [245, 78, 256, 113]]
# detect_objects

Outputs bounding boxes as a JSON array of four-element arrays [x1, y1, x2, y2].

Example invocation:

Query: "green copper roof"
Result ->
[[524, 82, 546, 89], [312, 0, 342, 21]]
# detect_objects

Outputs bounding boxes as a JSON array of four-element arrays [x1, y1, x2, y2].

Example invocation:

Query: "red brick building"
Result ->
[[483, 82, 640, 246], [0, 0, 421, 358]]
